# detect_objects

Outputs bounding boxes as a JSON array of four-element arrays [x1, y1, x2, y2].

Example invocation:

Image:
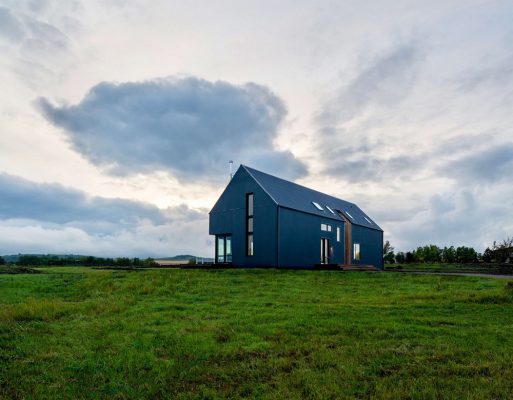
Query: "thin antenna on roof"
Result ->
[[229, 160, 233, 180]]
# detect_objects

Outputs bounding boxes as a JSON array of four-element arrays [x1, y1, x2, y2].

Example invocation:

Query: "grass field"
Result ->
[[1, 267, 513, 399]]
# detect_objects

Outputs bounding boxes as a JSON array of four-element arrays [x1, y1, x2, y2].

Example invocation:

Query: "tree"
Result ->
[[142, 257, 158, 267], [395, 252, 406, 263], [455, 246, 477, 263], [405, 252, 414, 263], [383, 240, 395, 264], [422, 245, 442, 263], [441, 246, 456, 263], [492, 237, 513, 263], [116, 257, 131, 267], [482, 247, 493, 263], [0, 256, 5, 265]]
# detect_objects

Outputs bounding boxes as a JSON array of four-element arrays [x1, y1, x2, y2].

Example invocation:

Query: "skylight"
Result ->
[[345, 211, 355, 220], [363, 216, 373, 225], [325, 206, 335, 214], [312, 202, 324, 211]]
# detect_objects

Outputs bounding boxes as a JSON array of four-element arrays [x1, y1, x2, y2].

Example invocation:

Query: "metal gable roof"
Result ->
[[242, 165, 383, 231]]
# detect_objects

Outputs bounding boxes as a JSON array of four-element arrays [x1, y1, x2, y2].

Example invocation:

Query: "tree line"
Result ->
[[383, 237, 513, 264], [0, 254, 159, 267]]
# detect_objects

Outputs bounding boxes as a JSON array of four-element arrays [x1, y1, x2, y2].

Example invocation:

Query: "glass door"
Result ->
[[217, 236, 225, 263], [321, 238, 330, 264], [216, 235, 232, 263]]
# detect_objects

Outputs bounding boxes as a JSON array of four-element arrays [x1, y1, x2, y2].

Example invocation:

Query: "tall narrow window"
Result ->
[[246, 193, 254, 256], [217, 236, 225, 263], [353, 243, 361, 261], [225, 236, 232, 262], [336, 227, 341, 242]]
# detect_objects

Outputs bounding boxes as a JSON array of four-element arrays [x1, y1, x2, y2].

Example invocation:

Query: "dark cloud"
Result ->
[[0, 173, 209, 257], [441, 143, 513, 184], [38, 77, 307, 182], [0, 173, 166, 227]]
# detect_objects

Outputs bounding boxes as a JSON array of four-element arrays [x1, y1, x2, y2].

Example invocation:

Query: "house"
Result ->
[[209, 165, 383, 269]]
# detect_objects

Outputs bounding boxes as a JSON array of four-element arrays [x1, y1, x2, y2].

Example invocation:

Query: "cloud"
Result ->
[[0, 173, 166, 226], [323, 153, 420, 183], [0, 2, 78, 87], [441, 143, 513, 184], [311, 42, 425, 182], [387, 187, 512, 252], [0, 6, 24, 42], [38, 76, 307, 182], [316, 42, 423, 132], [0, 173, 210, 257], [457, 54, 513, 93]]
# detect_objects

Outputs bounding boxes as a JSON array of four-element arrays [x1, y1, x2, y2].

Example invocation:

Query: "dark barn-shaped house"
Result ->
[[209, 165, 383, 269]]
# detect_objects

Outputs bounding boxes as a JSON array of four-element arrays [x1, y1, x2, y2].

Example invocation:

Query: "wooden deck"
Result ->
[[314, 264, 380, 272]]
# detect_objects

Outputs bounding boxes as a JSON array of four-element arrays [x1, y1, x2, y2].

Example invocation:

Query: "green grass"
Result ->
[[1, 267, 513, 399]]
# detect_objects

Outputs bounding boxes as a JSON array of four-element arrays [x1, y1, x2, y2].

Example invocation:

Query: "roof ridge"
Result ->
[[242, 165, 356, 207], [241, 165, 279, 205]]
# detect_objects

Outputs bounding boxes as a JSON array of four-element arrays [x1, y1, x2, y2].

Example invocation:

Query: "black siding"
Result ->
[[277, 207, 345, 268], [209, 168, 277, 267], [351, 224, 384, 269]]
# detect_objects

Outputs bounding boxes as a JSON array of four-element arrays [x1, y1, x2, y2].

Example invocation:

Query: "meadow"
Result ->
[[1, 267, 513, 399]]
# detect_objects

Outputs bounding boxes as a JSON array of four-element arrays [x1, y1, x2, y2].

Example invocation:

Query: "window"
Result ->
[[345, 211, 355, 220], [312, 202, 324, 211], [363, 216, 373, 225], [326, 206, 335, 214], [353, 243, 361, 261], [217, 236, 225, 263], [247, 234, 254, 256], [336, 227, 340, 242], [226, 236, 232, 262], [216, 235, 232, 263], [246, 193, 254, 256], [321, 223, 331, 232], [248, 193, 254, 216]]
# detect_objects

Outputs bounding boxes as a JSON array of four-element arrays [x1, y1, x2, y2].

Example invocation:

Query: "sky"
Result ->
[[0, 0, 512, 257]]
